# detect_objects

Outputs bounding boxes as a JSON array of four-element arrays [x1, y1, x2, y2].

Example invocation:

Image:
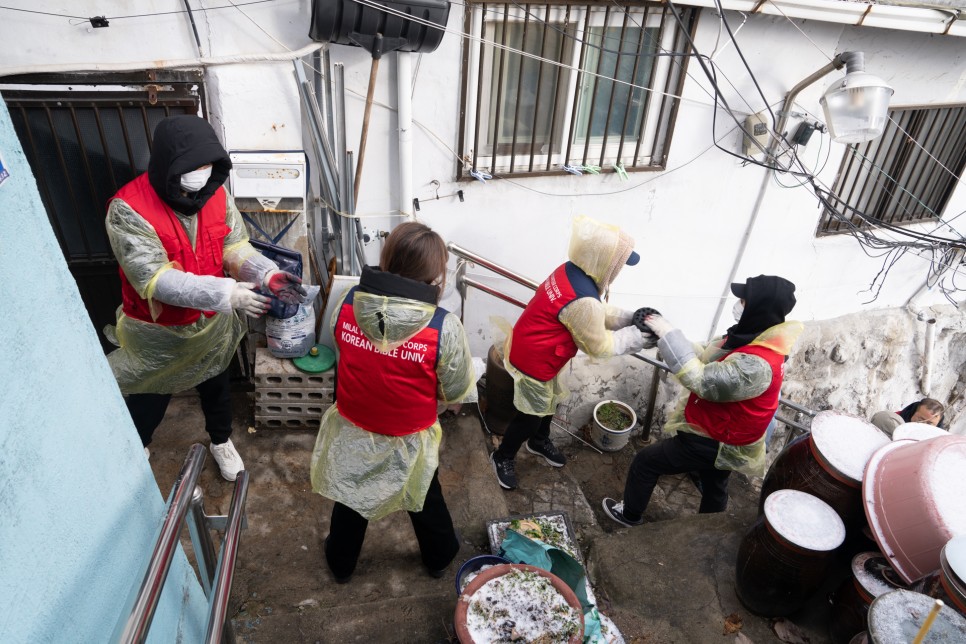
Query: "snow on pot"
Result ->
[[454, 563, 584, 643], [591, 400, 636, 452]]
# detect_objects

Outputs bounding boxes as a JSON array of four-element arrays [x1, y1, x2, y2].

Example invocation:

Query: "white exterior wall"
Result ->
[[2, 2, 964, 348], [4, 2, 963, 345]]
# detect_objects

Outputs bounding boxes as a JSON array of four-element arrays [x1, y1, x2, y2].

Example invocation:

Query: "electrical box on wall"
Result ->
[[228, 150, 309, 278], [229, 151, 306, 210], [743, 112, 770, 156]]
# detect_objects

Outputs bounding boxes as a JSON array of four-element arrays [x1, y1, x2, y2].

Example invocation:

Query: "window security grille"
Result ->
[[820, 104, 966, 235], [5, 90, 200, 263], [3, 75, 202, 353], [457, 1, 696, 178]]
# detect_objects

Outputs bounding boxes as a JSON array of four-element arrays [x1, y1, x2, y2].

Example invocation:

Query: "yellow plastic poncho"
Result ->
[[310, 287, 475, 521], [104, 194, 268, 394], [504, 215, 637, 416], [663, 320, 804, 476]]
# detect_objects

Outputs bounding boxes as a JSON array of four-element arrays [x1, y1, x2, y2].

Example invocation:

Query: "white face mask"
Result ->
[[732, 300, 744, 322], [180, 166, 212, 193]]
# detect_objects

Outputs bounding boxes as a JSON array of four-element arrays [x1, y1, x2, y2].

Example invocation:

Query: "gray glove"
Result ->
[[657, 329, 696, 373], [613, 325, 646, 355], [644, 314, 675, 339], [231, 282, 271, 318]]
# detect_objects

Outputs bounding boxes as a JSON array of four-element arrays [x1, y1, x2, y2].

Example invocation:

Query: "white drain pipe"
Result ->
[[922, 317, 937, 396], [397, 51, 414, 221]]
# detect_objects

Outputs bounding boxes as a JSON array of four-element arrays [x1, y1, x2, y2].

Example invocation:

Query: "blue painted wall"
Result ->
[[0, 101, 207, 641]]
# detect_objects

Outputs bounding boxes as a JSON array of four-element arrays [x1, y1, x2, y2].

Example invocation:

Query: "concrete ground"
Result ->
[[147, 391, 848, 643]]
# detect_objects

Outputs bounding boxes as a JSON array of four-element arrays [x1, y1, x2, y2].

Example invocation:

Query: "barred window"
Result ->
[[457, 1, 696, 178], [819, 104, 966, 235]]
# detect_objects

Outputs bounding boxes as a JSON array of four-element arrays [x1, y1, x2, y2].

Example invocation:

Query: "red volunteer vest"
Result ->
[[684, 343, 784, 446], [509, 263, 598, 381], [334, 287, 447, 436], [113, 174, 231, 326]]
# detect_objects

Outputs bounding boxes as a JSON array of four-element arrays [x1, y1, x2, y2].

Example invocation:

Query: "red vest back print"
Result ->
[[114, 173, 231, 326], [684, 343, 785, 446], [334, 288, 446, 436], [509, 263, 598, 381]]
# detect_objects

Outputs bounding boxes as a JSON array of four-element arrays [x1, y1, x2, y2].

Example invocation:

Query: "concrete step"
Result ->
[[234, 593, 457, 643], [230, 409, 509, 643]]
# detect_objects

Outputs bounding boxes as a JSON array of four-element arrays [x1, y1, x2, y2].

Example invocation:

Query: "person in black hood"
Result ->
[[147, 115, 233, 216], [105, 115, 306, 481], [723, 275, 798, 350], [602, 275, 803, 527]]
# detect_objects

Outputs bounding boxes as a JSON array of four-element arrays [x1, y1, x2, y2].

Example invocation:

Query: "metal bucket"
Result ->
[[591, 400, 636, 452]]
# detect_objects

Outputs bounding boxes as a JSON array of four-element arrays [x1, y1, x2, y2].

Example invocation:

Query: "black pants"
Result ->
[[622, 431, 731, 521], [495, 411, 552, 460], [324, 471, 460, 579], [125, 368, 233, 447]]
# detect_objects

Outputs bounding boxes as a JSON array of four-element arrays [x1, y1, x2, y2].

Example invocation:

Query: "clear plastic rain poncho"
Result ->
[[310, 286, 476, 521], [661, 320, 804, 476], [503, 215, 638, 416], [105, 194, 277, 394]]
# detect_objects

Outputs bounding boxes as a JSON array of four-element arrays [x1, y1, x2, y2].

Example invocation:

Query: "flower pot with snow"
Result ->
[[454, 563, 584, 643]]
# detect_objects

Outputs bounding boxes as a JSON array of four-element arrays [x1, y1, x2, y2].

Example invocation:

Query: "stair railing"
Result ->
[[113, 444, 249, 644], [448, 243, 815, 439]]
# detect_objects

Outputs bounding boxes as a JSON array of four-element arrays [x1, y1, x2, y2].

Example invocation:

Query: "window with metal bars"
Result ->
[[819, 104, 966, 235], [457, 1, 695, 178]]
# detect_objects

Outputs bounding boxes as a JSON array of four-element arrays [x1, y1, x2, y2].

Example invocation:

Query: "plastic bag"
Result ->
[[250, 238, 303, 320], [266, 285, 321, 358]]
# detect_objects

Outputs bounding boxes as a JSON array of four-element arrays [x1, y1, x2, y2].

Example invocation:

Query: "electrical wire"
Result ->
[[656, 0, 966, 300], [711, 0, 777, 132], [344, 0, 718, 109], [0, 0, 281, 23]]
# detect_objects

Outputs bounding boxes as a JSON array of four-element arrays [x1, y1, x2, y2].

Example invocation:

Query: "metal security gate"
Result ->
[[2, 71, 204, 352]]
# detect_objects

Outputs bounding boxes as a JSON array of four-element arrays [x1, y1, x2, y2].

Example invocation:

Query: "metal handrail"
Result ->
[[447, 244, 815, 432], [206, 470, 250, 644], [114, 444, 247, 644], [114, 445, 207, 643]]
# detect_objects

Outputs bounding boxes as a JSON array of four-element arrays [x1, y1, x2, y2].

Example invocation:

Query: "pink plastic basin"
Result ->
[[863, 435, 966, 584]]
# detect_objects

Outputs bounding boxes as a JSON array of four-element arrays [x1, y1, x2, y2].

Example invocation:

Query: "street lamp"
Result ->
[[771, 51, 892, 157], [819, 52, 893, 144]]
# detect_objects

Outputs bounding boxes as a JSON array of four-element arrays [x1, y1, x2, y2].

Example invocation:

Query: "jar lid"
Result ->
[[764, 489, 845, 552], [892, 422, 948, 442], [852, 552, 905, 597], [811, 410, 890, 482], [869, 589, 966, 641]]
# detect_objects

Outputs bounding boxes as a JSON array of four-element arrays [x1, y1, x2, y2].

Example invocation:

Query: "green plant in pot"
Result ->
[[591, 400, 637, 452], [596, 402, 633, 431]]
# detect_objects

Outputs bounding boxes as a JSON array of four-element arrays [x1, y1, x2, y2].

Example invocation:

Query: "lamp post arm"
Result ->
[[770, 52, 851, 158]]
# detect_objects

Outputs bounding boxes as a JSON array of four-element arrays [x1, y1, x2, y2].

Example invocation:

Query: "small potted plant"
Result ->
[[591, 400, 637, 451]]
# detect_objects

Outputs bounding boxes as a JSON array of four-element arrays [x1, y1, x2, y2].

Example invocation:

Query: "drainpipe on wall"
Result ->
[[705, 54, 852, 342], [922, 317, 937, 396], [397, 51, 414, 222]]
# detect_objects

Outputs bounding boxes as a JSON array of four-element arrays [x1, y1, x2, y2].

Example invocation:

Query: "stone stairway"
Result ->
[[149, 395, 832, 643]]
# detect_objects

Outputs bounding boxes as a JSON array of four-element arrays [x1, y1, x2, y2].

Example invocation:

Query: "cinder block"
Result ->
[[253, 348, 335, 429]]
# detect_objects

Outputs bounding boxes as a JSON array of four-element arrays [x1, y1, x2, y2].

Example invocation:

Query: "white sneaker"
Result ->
[[144, 447, 151, 459], [210, 439, 245, 481]]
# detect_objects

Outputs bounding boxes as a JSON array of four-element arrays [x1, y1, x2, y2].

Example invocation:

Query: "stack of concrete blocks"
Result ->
[[253, 347, 334, 429]]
